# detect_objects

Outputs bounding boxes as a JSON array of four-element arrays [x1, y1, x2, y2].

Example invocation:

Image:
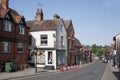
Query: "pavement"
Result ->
[[0, 63, 92, 80], [0, 68, 59, 80], [102, 63, 120, 80], [0, 62, 120, 80]]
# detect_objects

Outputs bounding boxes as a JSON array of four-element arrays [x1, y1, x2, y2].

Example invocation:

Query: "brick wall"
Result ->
[[0, 19, 29, 68]]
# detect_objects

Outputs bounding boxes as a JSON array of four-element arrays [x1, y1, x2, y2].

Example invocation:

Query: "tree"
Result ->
[[91, 44, 109, 57]]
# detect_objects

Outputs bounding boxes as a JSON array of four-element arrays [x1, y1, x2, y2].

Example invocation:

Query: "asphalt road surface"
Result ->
[[14, 61, 107, 80]]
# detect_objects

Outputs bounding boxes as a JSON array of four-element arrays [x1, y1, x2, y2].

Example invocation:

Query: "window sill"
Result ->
[[2, 52, 11, 54], [40, 44, 48, 46], [17, 52, 24, 53]]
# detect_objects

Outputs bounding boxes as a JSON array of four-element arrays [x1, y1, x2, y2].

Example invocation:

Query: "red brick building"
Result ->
[[0, 0, 29, 70], [64, 20, 82, 66], [73, 38, 82, 65], [64, 20, 75, 66]]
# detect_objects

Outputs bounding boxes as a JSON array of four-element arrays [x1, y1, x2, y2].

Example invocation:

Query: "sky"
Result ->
[[9, 0, 120, 46]]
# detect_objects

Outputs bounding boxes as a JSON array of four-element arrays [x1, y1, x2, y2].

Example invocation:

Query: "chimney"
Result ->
[[54, 14, 60, 19], [35, 8, 43, 22], [1, 0, 9, 9]]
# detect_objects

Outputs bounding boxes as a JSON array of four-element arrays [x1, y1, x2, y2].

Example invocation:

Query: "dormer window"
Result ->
[[18, 25, 24, 35], [18, 20, 25, 35], [3, 15, 12, 32]]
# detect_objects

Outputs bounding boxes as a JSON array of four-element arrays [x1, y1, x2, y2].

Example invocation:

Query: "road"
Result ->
[[14, 62, 107, 80]]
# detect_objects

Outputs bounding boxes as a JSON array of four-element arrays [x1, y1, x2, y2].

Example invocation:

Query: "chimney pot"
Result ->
[[35, 8, 43, 22], [54, 14, 60, 19]]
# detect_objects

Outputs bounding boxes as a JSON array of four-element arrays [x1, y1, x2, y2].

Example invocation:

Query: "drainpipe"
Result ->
[[14, 24, 16, 61]]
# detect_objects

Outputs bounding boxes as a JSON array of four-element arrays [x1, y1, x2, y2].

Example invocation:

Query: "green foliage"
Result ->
[[91, 44, 109, 57]]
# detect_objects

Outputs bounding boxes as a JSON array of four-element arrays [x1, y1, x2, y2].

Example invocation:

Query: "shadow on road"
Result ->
[[112, 71, 120, 80]]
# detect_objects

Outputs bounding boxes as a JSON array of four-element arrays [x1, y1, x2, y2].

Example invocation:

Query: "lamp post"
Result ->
[[35, 51, 37, 73], [32, 49, 37, 73], [35, 49, 40, 73], [34, 47, 37, 73]]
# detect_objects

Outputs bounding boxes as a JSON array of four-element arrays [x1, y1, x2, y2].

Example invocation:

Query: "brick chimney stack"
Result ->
[[1, 0, 9, 9], [35, 8, 43, 22]]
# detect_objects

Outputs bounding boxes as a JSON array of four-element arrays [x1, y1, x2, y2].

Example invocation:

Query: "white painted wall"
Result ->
[[29, 20, 67, 69], [30, 31, 56, 49]]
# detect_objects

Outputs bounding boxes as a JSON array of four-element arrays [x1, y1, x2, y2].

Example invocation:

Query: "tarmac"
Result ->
[[0, 62, 120, 80]]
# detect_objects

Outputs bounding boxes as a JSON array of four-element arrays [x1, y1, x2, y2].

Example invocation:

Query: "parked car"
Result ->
[[102, 58, 108, 63]]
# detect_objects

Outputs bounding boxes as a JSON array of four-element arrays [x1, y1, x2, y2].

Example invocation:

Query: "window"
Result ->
[[2, 42, 11, 53], [18, 25, 25, 35], [17, 43, 23, 53], [61, 36, 64, 47], [3, 20, 12, 32], [3, 14, 12, 32], [40, 35, 47, 45]]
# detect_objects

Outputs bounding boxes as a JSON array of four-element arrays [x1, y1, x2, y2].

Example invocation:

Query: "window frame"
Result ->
[[40, 35, 48, 45], [3, 15, 12, 32], [2, 42, 11, 53], [17, 43, 24, 53], [61, 36, 64, 47], [18, 25, 25, 35], [48, 51, 52, 64]]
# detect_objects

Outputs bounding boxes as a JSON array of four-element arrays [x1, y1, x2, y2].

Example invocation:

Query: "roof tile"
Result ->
[[27, 19, 61, 31]]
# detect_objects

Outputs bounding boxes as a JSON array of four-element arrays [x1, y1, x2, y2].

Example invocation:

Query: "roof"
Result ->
[[64, 20, 71, 29], [27, 19, 62, 31], [82, 45, 90, 52], [64, 20, 75, 34], [0, 4, 8, 17], [0, 3, 23, 23], [9, 8, 22, 23], [106, 44, 115, 53], [74, 38, 81, 47], [64, 20, 73, 29]]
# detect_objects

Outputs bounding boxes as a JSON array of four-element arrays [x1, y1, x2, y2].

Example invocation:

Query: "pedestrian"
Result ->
[[112, 48, 116, 66]]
